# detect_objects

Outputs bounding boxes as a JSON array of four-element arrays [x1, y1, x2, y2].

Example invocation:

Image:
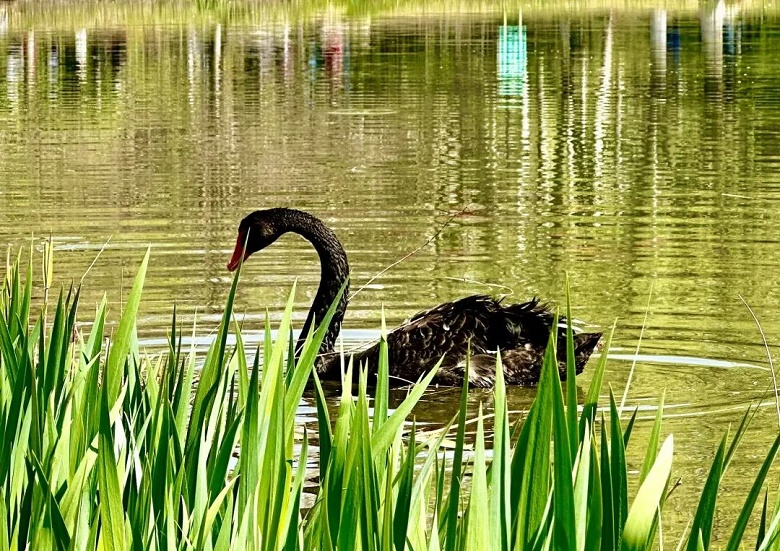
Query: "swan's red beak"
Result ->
[[227, 232, 247, 272]]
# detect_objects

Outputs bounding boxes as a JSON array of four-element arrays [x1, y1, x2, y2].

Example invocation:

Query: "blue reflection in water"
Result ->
[[497, 24, 526, 98]]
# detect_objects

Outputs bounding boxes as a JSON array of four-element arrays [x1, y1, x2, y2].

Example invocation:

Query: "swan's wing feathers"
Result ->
[[346, 295, 600, 388], [383, 295, 501, 381], [431, 354, 496, 388], [387, 295, 561, 377], [499, 347, 547, 385]]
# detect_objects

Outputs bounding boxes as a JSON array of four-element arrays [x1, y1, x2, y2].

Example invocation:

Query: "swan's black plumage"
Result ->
[[228, 208, 602, 388]]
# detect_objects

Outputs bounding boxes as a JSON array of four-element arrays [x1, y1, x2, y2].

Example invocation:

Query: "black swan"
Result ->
[[227, 208, 602, 388]]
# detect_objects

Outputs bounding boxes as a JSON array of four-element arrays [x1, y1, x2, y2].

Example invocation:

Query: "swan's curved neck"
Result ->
[[269, 210, 349, 359]]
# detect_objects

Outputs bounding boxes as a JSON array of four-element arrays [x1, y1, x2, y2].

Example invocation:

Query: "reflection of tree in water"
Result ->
[[0, 29, 127, 109], [0, 7, 7, 37]]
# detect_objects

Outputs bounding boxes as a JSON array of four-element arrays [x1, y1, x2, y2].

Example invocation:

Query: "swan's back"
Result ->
[[319, 295, 600, 387]]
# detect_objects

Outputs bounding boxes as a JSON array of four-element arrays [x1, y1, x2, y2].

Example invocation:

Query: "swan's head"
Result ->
[[227, 210, 283, 271]]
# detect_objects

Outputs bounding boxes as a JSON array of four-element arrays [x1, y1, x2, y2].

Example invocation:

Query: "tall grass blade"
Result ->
[[756, 493, 768, 551], [441, 359, 469, 551], [465, 403, 490, 550], [584, 431, 602, 551], [551, 329, 576, 551], [572, 422, 591, 551], [609, 388, 629, 548], [511, 330, 556, 550], [371, 362, 440, 459], [105, 248, 149, 408], [600, 413, 615, 551], [685, 436, 726, 551], [394, 424, 416, 551], [374, 308, 390, 430], [580, 322, 615, 435], [621, 435, 673, 551], [725, 432, 780, 551], [489, 353, 511, 551], [97, 391, 126, 551], [724, 405, 757, 469], [640, 392, 665, 484], [312, 370, 332, 484], [286, 281, 347, 437], [565, 274, 578, 458]]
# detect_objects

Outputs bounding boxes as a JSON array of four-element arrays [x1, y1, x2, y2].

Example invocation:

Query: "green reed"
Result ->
[[1, 246, 780, 550]]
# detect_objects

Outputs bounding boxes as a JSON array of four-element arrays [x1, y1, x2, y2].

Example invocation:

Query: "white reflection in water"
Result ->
[[26, 30, 34, 85], [606, 353, 763, 371], [214, 24, 222, 107], [5, 44, 21, 107], [76, 28, 87, 82], [650, 9, 666, 77], [593, 14, 613, 183], [187, 25, 198, 109], [47, 41, 58, 92], [700, 0, 725, 80]]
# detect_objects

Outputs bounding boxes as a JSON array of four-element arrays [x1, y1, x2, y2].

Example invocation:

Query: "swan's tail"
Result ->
[[571, 332, 603, 373]]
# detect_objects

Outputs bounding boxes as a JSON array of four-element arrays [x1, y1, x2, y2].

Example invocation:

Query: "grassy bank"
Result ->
[[1, 247, 780, 550]]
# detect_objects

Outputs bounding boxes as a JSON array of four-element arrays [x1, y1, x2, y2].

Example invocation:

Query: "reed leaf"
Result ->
[[621, 435, 673, 551], [105, 248, 149, 409], [465, 403, 490, 550], [725, 432, 780, 551], [686, 436, 726, 551]]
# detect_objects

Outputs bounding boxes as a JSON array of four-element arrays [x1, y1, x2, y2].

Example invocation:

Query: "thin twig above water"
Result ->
[[349, 204, 475, 301], [738, 294, 780, 429], [619, 281, 653, 419]]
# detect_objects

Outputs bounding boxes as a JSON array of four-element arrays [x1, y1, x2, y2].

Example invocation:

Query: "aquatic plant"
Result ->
[[1, 245, 779, 550]]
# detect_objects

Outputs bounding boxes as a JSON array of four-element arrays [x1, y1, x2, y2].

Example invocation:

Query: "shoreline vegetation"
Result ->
[[2, 247, 780, 549], [1, 0, 777, 30]]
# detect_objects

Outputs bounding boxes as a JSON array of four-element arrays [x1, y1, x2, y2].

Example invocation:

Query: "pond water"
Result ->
[[2, 0, 780, 543]]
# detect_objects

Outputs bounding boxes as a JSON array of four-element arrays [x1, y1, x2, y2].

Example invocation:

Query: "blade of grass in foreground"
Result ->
[[580, 321, 615, 437], [370, 361, 440, 459], [565, 275, 578, 458], [572, 421, 591, 551], [552, 335, 576, 551], [511, 331, 556, 550], [392, 422, 415, 551], [186, 248, 241, 455], [489, 353, 511, 551], [725, 432, 780, 551], [441, 358, 469, 551], [639, 392, 665, 484], [374, 308, 390, 431], [685, 436, 726, 551], [608, 388, 629, 548], [621, 435, 673, 551], [286, 281, 347, 437], [465, 403, 489, 550], [105, 248, 149, 408], [97, 390, 126, 551]]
